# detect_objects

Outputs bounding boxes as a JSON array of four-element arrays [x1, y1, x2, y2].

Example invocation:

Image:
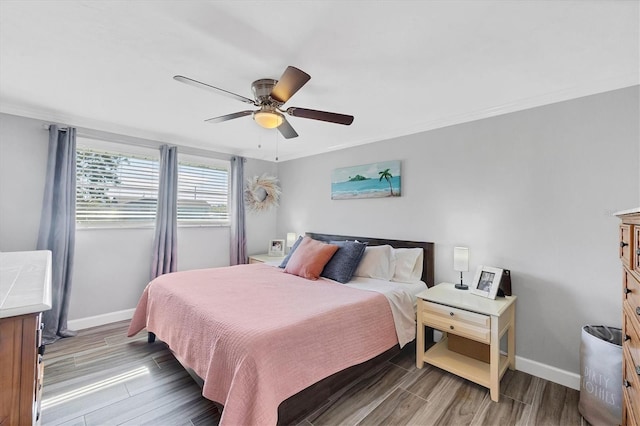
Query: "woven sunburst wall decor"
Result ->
[[245, 174, 281, 212]]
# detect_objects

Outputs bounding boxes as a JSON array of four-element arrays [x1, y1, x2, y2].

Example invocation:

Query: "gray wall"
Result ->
[[276, 86, 640, 377], [0, 112, 277, 320]]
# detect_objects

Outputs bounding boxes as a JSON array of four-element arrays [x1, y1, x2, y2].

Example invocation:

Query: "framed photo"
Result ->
[[470, 265, 504, 299], [268, 239, 285, 257]]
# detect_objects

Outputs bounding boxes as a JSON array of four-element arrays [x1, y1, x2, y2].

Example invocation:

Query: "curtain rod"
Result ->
[[43, 124, 68, 131], [42, 124, 233, 160]]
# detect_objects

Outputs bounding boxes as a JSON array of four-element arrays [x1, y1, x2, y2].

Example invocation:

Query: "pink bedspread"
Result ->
[[127, 263, 398, 426]]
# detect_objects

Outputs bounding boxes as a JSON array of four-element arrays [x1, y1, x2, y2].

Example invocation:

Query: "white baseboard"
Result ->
[[67, 308, 135, 331], [516, 355, 580, 390]]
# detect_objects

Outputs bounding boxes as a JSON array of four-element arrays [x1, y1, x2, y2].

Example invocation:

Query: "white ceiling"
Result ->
[[0, 1, 638, 162]]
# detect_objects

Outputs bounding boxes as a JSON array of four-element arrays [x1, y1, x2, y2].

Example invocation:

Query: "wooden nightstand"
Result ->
[[416, 282, 517, 402], [248, 254, 286, 264]]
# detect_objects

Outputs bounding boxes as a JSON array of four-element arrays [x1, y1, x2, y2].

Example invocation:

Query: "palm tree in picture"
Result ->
[[378, 168, 394, 196]]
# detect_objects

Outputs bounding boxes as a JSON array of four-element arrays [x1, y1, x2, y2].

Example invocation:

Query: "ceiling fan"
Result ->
[[173, 66, 354, 139]]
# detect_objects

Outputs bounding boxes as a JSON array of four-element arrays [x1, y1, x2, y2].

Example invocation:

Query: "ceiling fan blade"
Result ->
[[204, 110, 254, 123], [277, 116, 298, 139], [286, 107, 354, 125], [174, 75, 256, 105], [270, 66, 311, 103]]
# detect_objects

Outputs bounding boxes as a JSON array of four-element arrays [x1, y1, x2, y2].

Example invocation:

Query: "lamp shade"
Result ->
[[453, 247, 469, 272], [286, 232, 297, 248]]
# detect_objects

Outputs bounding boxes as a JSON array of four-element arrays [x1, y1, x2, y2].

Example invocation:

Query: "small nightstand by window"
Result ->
[[248, 254, 286, 265]]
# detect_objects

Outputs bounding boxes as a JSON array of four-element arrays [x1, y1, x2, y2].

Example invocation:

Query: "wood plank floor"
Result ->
[[41, 320, 590, 426]]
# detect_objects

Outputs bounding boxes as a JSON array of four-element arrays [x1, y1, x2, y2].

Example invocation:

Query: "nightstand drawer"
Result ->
[[421, 301, 490, 344], [421, 301, 490, 328]]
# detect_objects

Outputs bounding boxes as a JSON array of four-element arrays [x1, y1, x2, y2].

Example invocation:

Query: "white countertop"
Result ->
[[416, 282, 516, 317], [0, 250, 52, 318]]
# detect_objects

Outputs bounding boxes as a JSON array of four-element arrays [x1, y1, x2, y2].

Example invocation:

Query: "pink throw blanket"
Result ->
[[127, 264, 398, 425]]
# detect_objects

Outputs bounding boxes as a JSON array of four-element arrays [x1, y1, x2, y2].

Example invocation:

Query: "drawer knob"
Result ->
[[625, 287, 632, 294], [449, 312, 454, 316], [450, 325, 454, 330], [636, 307, 640, 316], [636, 365, 640, 376], [625, 334, 631, 342], [621, 241, 629, 248], [637, 248, 640, 255], [624, 380, 631, 388]]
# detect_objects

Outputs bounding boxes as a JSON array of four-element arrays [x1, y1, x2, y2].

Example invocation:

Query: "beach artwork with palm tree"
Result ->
[[331, 160, 401, 200]]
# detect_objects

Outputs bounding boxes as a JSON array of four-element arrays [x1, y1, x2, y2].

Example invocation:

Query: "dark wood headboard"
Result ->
[[306, 232, 435, 287]]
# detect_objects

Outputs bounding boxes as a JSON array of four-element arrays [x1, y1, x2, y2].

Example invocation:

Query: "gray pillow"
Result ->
[[321, 240, 367, 283], [278, 236, 303, 268]]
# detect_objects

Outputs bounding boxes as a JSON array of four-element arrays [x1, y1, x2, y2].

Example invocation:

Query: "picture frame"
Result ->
[[470, 265, 504, 299], [331, 160, 401, 200], [268, 239, 285, 257]]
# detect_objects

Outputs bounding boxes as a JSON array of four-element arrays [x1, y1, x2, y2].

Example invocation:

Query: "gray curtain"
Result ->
[[230, 156, 247, 265], [151, 145, 178, 279], [37, 125, 77, 344]]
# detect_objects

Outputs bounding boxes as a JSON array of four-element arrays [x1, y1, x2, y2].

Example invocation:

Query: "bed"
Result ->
[[127, 233, 435, 425]]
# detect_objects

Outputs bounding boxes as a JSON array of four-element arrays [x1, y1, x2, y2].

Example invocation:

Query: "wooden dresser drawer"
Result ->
[[621, 224, 634, 270], [635, 226, 640, 276], [624, 269, 640, 320], [421, 301, 490, 344], [624, 355, 640, 424], [624, 389, 639, 426], [624, 311, 640, 368]]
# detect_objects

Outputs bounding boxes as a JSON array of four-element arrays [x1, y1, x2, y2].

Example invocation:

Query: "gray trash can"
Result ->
[[579, 325, 622, 425]]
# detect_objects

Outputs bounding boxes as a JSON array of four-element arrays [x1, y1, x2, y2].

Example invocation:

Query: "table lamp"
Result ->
[[453, 247, 469, 290], [286, 232, 297, 253]]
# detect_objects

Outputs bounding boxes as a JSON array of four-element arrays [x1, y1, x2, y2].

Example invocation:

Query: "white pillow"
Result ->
[[392, 248, 424, 283], [353, 245, 396, 281]]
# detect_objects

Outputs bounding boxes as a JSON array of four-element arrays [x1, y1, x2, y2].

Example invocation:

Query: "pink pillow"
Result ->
[[284, 237, 339, 280]]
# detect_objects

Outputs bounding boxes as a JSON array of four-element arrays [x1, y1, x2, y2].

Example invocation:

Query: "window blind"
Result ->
[[76, 143, 230, 226], [177, 160, 229, 224], [76, 148, 159, 223]]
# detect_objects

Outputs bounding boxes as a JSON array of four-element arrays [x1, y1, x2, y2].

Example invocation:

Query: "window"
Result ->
[[177, 156, 229, 224], [76, 140, 229, 226]]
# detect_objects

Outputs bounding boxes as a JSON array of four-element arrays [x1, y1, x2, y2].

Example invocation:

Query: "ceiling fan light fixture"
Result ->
[[253, 110, 283, 129]]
